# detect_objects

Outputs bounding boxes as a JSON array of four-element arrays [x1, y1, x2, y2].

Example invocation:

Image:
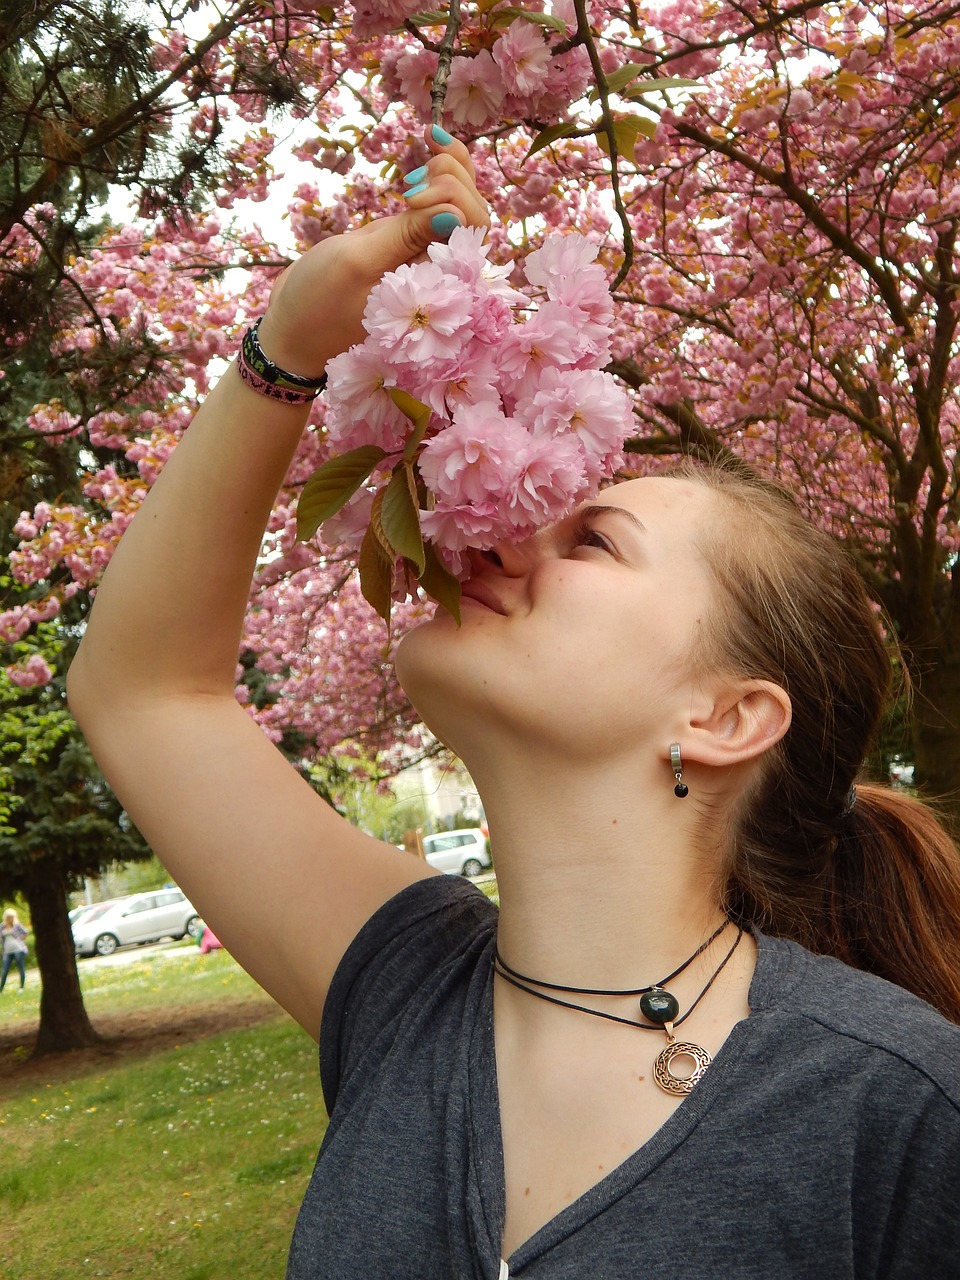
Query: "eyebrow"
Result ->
[[579, 504, 647, 535]]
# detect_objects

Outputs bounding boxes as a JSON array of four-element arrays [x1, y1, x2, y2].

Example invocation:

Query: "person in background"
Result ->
[[1, 908, 29, 992], [195, 920, 223, 954], [66, 129, 960, 1277]]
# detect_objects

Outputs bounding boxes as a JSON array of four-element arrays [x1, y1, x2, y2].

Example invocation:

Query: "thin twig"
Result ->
[[572, 0, 634, 287], [431, 0, 462, 125]]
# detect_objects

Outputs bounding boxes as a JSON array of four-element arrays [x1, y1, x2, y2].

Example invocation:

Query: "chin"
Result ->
[[394, 618, 484, 759]]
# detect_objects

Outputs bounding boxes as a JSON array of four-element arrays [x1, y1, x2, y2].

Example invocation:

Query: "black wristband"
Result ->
[[240, 318, 328, 395]]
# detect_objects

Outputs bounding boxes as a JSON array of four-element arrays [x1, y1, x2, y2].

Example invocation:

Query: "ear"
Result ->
[[682, 679, 792, 768]]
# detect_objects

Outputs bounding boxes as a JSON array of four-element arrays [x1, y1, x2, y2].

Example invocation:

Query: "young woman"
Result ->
[[68, 130, 960, 1278], [0, 908, 29, 992]]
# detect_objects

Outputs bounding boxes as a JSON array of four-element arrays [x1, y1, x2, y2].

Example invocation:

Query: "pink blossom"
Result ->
[[445, 51, 506, 129], [350, 0, 422, 38], [6, 654, 54, 688], [492, 21, 552, 98], [319, 488, 376, 552], [421, 348, 503, 419], [519, 367, 634, 482], [0, 609, 32, 644], [323, 347, 410, 453], [497, 302, 585, 396], [419, 502, 501, 553], [470, 292, 514, 345], [318, 227, 622, 565], [392, 47, 439, 116], [363, 262, 474, 363], [427, 226, 525, 303], [525, 233, 602, 295], [417, 407, 530, 507], [504, 432, 589, 525]]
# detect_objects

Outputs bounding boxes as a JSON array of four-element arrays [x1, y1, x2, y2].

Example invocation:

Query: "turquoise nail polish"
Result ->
[[431, 124, 455, 146], [404, 182, 428, 200], [431, 212, 461, 239], [404, 165, 427, 185]]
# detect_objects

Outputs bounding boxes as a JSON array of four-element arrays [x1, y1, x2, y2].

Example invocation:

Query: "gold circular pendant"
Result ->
[[653, 1040, 712, 1096]]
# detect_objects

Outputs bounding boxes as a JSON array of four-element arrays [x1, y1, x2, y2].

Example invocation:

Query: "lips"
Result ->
[[460, 579, 507, 616]]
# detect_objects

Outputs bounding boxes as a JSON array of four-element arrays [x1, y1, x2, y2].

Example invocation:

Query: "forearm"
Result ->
[[68, 133, 482, 723], [70, 360, 311, 711]]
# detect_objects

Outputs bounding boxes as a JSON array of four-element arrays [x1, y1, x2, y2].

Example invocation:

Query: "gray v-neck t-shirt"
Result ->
[[287, 876, 960, 1278]]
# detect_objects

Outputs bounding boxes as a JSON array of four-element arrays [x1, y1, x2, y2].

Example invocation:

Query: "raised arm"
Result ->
[[67, 135, 487, 1037]]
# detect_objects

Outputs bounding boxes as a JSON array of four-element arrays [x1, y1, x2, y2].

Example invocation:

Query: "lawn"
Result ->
[[0, 945, 327, 1279]]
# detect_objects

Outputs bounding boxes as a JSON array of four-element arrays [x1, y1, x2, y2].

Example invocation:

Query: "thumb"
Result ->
[[352, 204, 465, 277]]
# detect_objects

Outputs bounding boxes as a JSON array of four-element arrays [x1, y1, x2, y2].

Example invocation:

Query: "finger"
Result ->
[[402, 171, 489, 232], [402, 151, 475, 195], [424, 125, 477, 182]]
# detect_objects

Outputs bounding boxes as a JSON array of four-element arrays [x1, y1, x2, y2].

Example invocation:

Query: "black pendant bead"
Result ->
[[674, 781, 689, 798], [639, 987, 680, 1025]]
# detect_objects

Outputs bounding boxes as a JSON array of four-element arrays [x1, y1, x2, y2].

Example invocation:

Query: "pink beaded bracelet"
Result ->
[[236, 318, 327, 405]]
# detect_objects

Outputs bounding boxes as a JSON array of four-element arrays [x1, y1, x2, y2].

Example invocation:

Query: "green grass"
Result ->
[[0, 948, 327, 1279], [0, 942, 273, 1049]]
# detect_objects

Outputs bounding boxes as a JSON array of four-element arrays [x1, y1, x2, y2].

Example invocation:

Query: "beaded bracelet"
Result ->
[[236, 317, 327, 404]]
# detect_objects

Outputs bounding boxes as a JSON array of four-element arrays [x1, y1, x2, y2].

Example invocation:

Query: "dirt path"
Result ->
[[0, 995, 284, 1090]]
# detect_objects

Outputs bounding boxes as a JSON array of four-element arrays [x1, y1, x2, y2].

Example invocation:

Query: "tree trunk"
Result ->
[[907, 637, 960, 839], [23, 857, 101, 1056]]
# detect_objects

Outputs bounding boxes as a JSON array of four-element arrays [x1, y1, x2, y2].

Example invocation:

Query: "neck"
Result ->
[[469, 748, 729, 988]]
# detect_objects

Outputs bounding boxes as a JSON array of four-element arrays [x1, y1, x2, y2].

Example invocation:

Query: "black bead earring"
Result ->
[[670, 743, 689, 798]]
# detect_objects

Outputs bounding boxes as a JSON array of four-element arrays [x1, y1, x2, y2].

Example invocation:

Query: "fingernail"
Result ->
[[431, 212, 461, 239], [404, 182, 428, 200], [431, 124, 455, 146], [404, 165, 427, 185]]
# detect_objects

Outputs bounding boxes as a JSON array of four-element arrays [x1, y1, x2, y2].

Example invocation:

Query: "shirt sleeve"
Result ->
[[861, 1083, 960, 1275], [319, 875, 497, 1115]]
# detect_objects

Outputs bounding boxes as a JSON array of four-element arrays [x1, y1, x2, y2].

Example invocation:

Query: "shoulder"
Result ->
[[326, 874, 496, 1002], [751, 931, 960, 1111], [320, 876, 497, 1107]]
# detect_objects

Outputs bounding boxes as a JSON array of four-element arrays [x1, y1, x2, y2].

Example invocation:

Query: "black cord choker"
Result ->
[[492, 920, 743, 1097]]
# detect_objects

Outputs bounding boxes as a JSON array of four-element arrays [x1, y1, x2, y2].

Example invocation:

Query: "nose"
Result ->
[[466, 529, 548, 579]]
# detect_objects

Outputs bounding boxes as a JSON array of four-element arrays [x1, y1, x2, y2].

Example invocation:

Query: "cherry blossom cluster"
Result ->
[[7, 0, 960, 762], [319, 225, 634, 563], [376, 15, 593, 134]]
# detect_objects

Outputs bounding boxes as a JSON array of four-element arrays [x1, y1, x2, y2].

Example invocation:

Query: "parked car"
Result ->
[[68, 903, 102, 925], [421, 828, 491, 878], [68, 900, 118, 929], [72, 889, 200, 957]]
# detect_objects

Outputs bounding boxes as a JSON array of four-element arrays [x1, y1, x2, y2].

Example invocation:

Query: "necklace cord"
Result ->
[[493, 918, 731, 996], [492, 926, 744, 1032]]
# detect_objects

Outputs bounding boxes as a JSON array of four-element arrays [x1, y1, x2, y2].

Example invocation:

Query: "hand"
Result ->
[[257, 129, 488, 379]]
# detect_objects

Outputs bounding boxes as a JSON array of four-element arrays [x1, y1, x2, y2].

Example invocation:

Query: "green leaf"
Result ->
[[524, 120, 578, 162], [388, 387, 431, 422], [367, 484, 393, 560], [589, 62, 646, 101], [623, 76, 700, 97], [418, 542, 461, 625], [296, 445, 386, 541], [386, 387, 433, 462], [406, 8, 448, 22], [595, 114, 657, 161], [489, 7, 567, 32], [403, 412, 431, 462], [381, 465, 425, 574], [358, 520, 394, 624]]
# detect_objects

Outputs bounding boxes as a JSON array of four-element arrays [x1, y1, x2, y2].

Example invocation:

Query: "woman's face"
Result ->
[[395, 475, 722, 764]]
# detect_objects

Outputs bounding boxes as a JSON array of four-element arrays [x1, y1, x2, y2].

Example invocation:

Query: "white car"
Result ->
[[422, 828, 492, 878], [72, 888, 200, 957]]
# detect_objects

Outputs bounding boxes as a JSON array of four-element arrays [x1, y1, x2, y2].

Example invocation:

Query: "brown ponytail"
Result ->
[[663, 458, 960, 1023], [823, 785, 960, 1017]]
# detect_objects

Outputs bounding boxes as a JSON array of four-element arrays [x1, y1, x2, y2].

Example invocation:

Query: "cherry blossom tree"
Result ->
[[6, 0, 960, 850]]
